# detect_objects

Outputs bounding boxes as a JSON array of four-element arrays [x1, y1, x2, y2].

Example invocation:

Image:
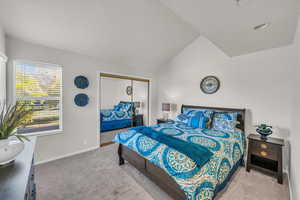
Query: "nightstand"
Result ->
[[157, 118, 173, 124], [246, 134, 284, 184], [133, 114, 144, 126]]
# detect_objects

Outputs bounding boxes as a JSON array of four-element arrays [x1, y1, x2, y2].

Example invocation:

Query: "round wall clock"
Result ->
[[126, 86, 133, 95], [74, 75, 89, 89], [200, 76, 220, 94], [74, 93, 89, 107]]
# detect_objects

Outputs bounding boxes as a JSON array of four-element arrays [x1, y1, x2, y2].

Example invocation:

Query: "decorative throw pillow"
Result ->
[[183, 109, 214, 129], [113, 104, 122, 111], [213, 112, 238, 121], [119, 103, 132, 112], [187, 115, 210, 129], [212, 117, 237, 132], [175, 113, 190, 124], [184, 109, 214, 118]]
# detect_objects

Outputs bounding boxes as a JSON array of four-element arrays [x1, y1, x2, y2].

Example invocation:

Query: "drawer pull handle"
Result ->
[[260, 144, 268, 149], [260, 151, 268, 157]]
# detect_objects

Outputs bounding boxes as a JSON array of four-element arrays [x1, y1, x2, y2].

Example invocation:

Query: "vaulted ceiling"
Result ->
[[160, 0, 300, 56], [0, 0, 199, 69], [0, 0, 299, 69]]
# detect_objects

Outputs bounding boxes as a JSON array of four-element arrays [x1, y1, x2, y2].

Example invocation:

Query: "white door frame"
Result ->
[[96, 71, 152, 147]]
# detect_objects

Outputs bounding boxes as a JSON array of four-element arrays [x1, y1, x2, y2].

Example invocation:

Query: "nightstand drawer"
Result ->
[[133, 114, 144, 126], [250, 141, 278, 160]]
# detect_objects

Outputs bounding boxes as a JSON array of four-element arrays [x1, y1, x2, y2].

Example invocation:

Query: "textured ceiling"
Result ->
[[160, 0, 300, 56], [0, 0, 199, 70]]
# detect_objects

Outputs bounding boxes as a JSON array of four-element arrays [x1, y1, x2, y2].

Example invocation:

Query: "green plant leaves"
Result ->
[[0, 102, 33, 141]]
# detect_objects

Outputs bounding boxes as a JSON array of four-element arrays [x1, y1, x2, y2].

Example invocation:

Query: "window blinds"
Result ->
[[14, 61, 62, 134], [15, 61, 62, 100]]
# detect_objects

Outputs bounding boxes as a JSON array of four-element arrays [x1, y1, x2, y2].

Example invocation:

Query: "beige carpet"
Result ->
[[36, 144, 289, 200], [100, 128, 129, 145]]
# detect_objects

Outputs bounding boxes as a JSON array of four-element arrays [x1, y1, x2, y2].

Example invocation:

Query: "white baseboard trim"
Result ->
[[35, 146, 99, 165]]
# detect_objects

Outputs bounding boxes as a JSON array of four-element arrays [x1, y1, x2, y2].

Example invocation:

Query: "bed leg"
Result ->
[[240, 158, 245, 167], [118, 144, 125, 166]]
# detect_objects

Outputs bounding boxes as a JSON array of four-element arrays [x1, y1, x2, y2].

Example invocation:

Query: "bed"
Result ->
[[114, 105, 246, 200], [100, 101, 135, 132]]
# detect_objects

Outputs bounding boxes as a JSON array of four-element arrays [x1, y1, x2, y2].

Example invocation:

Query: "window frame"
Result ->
[[13, 60, 63, 136]]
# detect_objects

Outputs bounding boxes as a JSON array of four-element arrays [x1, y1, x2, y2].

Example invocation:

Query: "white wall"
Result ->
[[5, 36, 156, 163], [156, 36, 296, 172], [0, 25, 6, 104], [290, 18, 300, 200], [0, 56, 6, 103], [133, 80, 149, 125], [100, 77, 131, 109], [0, 25, 5, 54]]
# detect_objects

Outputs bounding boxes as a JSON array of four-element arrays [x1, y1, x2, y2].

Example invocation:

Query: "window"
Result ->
[[14, 60, 62, 135]]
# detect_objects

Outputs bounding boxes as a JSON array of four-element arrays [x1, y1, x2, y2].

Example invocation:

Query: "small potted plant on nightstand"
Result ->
[[0, 103, 32, 166], [255, 124, 273, 140]]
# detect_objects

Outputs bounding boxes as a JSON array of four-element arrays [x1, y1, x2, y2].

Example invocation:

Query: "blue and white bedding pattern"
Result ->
[[100, 102, 134, 132], [101, 109, 132, 122], [114, 121, 245, 200]]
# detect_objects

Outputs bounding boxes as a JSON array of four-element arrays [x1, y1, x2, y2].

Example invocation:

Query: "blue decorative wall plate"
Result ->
[[74, 75, 89, 89], [74, 93, 89, 107]]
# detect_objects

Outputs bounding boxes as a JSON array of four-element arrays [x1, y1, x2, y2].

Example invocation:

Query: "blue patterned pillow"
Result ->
[[212, 118, 237, 132], [175, 113, 189, 124], [113, 104, 122, 111], [214, 112, 238, 121], [183, 109, 214, 118], [119, 103, 132, 112], [187, 115, 210, 129], [183, 109, 214, 129]]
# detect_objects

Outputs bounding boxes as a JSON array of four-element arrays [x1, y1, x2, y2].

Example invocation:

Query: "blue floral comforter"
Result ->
[[114, 121, 245, 200], [100, 109, 132, 121]]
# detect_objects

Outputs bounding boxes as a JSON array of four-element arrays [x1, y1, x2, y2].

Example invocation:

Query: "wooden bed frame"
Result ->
[[118, 105, 246, 200]]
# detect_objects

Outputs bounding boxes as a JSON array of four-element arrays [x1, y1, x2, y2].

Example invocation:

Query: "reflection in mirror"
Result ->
[[99, 74, 149, 147], [133, 80, 149, 126]]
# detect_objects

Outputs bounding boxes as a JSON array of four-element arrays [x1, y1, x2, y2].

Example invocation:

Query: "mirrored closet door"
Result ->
[[99, 73, 149, 147], [132, 80, 149, 126]]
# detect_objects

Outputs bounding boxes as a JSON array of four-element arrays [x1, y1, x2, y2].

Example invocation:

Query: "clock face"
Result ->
[[200, 76, 220, 94]]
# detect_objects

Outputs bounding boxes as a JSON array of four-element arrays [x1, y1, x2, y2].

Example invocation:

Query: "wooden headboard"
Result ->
[[181, 105, 246, 132]]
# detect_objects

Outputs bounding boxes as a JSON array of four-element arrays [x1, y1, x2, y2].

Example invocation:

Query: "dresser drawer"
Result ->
[[250, 140, 278, 160]]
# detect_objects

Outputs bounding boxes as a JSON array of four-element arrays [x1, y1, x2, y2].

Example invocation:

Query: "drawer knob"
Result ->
[[260, 143, 268, 149], [260, 151, 268, 157]]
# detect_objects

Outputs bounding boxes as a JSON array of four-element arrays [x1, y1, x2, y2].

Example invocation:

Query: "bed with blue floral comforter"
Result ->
[[100, 102, 136, 132], [100, 109, 133, 132], [114, 121, 245, 200]]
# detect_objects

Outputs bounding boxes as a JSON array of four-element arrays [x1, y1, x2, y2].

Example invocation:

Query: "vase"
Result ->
[[256, 128, 273, 140], [0, 137, 24, 165]]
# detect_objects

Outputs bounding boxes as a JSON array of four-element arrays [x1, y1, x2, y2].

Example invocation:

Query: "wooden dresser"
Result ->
[[0, 137, 37, 200], [133, 114, 144, 126], [246, 134, 284, 184]]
